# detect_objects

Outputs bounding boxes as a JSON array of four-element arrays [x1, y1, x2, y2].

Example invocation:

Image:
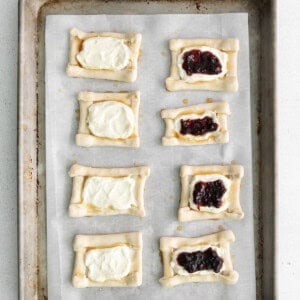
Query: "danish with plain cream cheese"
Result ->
[[72, 232, 142, 287], [87, 101, 135, 139], [85, 246, 133, 282], [77, 37, 131, 71], [76, 91, 140, 147], [82, 176, 136, 210], [67, 29, 141, 82], [68, 164, 150, 217]]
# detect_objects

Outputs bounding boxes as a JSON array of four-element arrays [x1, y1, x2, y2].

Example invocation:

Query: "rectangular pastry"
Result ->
[[72, 232, 142, 288], [161, 101, 230, 146], [165, 38, 239, 92], [76, 91, 140, 148], [159, 230, 238, 287], [178, 165, 244, 221], [68, 164, 150, 217], [66, 28, 142, 82]]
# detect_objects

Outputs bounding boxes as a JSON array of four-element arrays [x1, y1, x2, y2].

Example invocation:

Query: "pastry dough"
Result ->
[[165, 38, 239, 92], [76, 91, 140, 148], [159, 230, 238, 287], [161, 101, 230, 146], [72, 232, 142, 288], [178, 165, 244, 221], [68, 164, 150, 217], [66, 28, 142, 82]]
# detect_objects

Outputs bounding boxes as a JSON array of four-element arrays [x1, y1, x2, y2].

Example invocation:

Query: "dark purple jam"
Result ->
[[177, 247, 223, 273], [180, 117, 218, 136], [193, 180, 226, 209], [182, 49, 222, 76]]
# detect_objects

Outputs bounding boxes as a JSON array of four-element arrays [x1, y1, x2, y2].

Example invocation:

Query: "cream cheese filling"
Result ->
[[177, 46, 228, 82], [82, 176, 136, 210], [77, 37, 131, 70], [87, 101, 135, 139], [174, 111, 220, 140], [189, 174, 231, 213], [171, 245, 225, 276], [85, 245, 133, 282]]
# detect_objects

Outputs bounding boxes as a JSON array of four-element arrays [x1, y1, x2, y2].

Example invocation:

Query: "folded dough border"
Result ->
[[66, 28, 142, 82], [178, 165, 244, 221], [159, 230, 238, 287], [72, 232, 142, 288], [76, 91, 140, 148], [161, 101, 230, 146], [68, 164, 150, 217], [165, 38, 239, 92]]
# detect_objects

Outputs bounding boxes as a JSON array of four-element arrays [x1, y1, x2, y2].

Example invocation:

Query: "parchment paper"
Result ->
[[46, 14, 255, 300]]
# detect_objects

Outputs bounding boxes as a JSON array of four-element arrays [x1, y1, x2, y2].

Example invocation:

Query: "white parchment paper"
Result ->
[[46, 14, 255, 300]]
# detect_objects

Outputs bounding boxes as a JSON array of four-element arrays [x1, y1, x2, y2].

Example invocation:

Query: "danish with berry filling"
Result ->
[[159, 230, 238, 287], [161, 101, 230, 146], [166, 38, 239, 92], [178, 164, 244, 221]]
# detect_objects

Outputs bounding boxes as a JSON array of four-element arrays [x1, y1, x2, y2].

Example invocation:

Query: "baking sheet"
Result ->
[[46, 13, 255, 300]]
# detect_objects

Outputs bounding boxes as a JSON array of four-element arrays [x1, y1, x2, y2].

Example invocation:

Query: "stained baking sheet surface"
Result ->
[[46, 13, 255, 299]]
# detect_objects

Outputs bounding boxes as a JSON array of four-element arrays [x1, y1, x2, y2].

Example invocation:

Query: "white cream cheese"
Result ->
[[171, 245, 225, 276], [85, 245, 133, 282], [82, 176, 136, 210], [87, 101, 135, 139], [177, 46, 228, 82], [77, 37, 131, 70], [174, 111, 220, 140], [189, 174, 231, 213]]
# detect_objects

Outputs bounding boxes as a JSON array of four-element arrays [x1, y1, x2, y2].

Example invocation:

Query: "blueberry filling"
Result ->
[[193, 179, 226, 209], [180, 117, 218, 136], [176, 247, 223, 273], [182, 49, 222, 76]]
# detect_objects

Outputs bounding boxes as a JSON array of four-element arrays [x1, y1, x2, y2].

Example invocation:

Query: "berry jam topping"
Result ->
[[177, 247, 223, 273], [182, 49, 222, 76], [180, 117, 218, 136], [193, 180, 226, 209]]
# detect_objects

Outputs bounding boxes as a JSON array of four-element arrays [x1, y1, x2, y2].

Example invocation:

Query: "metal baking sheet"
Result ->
[[18, 1, 276, 299]]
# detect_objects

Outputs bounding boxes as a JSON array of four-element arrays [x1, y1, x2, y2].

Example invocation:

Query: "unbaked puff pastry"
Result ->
[[178, 165, 244, 221], [165, 38, 239, 92], [68, 164, 150, 217], [66, 28, 142, 82], [161, 101, 230, 146], [72, 232, 142, 288], [159, 230, 238, 287], [76, 91, 140, 148]]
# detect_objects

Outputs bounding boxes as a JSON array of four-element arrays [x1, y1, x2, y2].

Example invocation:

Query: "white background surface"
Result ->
[[0, 1, 18, 300], [276, 0, 300, 299], [0, 0, 299, 299]]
